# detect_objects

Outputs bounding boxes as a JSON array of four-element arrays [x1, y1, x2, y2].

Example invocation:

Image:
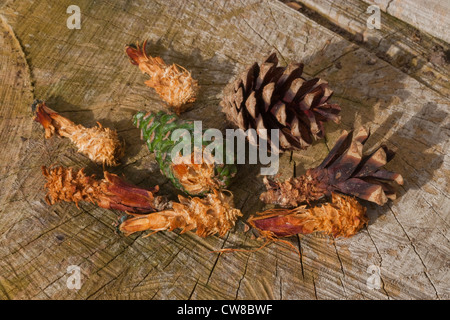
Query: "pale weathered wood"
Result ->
[[283, 0, 450, 96], [361, 0, 450, 43], [0, 0, 448, 300]]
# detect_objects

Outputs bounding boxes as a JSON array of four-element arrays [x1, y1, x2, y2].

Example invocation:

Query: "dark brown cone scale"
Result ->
[[260, 127, 404, 206], [220, 52, 341, 151]]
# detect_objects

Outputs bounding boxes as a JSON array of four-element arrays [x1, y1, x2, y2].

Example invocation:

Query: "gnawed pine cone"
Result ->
[[249, 193, 368, 238], [260, 127, 404, 206], [119, 189, 243, 238], [33, 101, 124, 166], [126, 40, 199, 114], [42, 166, 167, 214]]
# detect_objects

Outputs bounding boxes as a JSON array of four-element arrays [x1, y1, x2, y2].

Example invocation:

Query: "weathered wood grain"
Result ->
[[361, 0, 450, 43], [0, 0, 448, 300], [283, 0, 450, 96]]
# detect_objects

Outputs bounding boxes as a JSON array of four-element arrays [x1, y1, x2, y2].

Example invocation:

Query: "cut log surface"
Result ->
[[0, 0, 448, 300], [362, 0, 450, 44]]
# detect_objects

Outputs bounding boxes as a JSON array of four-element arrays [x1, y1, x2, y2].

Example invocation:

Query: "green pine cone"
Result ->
[[133, 110, 237, 195]]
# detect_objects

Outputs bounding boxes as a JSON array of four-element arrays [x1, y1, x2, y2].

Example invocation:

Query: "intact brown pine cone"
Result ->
[[260, 127, 404, 206], [220, 52, 341, 151], [119, 190, 243, 238], [249, 193, 368, 238], [42, 166, 167, 214]]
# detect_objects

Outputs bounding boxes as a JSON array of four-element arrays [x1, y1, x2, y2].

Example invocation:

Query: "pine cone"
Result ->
[[33, 101, 124, 166], [126, 40, 199, 114], [249, 193, 368, 238], [134, 110, 237, 196], [42, 166, 167, 214], [260, 127, 404, 206], [220, 52, 341, 151], [119, 189, 243, 238]]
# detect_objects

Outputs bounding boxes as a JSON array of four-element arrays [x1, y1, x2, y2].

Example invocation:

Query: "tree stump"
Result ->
[[0, 0, 448, 299]]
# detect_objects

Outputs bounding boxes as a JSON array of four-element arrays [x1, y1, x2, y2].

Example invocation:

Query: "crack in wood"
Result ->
[[295, 235, 305, 279], [235, 253, 251, 299], [364, 227, 391, 299], [386, 204, 441, 299], [188, 276, 201, 300]]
